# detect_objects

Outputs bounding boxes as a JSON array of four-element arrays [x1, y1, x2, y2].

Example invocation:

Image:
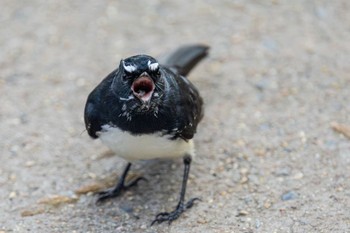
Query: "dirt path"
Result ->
[[1, 1, 349, 232]]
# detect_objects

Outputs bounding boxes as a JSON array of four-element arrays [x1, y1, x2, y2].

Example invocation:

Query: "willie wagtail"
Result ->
[[84, 44, 209, 225]]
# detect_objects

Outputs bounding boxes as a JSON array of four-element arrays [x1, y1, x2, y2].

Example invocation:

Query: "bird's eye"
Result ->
[[155, 69, 161, 76], [122, 74, 128, 81]]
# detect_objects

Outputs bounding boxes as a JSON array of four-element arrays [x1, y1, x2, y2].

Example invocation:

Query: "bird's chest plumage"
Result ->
[[98, 124, 195, 161], [110, 99, 177, 135]]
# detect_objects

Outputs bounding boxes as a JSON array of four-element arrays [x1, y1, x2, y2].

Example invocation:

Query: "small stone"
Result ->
[[9, 174, 17, 181], [197, 218, 208, 224], [235, 139, 246, 147], [240, 176, 248, 184], [264, 201, 272, 209], [220, 191, 228, 196], [274, 167, 291, 177], [254, 148, 267, 156], [88, 172, 97, 179], [236, 210, 249, 216], [9, 191, 17, 199], [336, 187, 344, 192], [119, 203, 133, 214], [299, 131, 307, 143], [25, 161, 36, 167], [281, 191, 298, 201], [293, 172, 304, 179], [256, 219, 261, 229], [240, 168, 249, 174], [115, 226, 125, 232], [10, 145, 20, 154]]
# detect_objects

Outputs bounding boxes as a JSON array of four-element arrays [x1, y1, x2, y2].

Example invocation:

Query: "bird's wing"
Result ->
[[84, 71, 116, 138]]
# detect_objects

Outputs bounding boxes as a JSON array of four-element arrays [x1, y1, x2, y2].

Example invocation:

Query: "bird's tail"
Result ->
[[160, 44, 209, 77]]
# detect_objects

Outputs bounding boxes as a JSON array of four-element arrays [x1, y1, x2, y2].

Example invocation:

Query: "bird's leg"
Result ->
[[97, 162, 145, 203], [151, 155, 200, 225]]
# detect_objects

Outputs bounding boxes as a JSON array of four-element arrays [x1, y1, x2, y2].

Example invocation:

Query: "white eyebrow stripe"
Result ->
[[148, 60, 159, 71], [122, 60, 137, 73]]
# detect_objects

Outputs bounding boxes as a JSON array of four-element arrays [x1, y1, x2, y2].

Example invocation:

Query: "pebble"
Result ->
[[197, 218, 208, 224], [236, 210, 249, 216], [256, 219, 261, 229], [299, 131, 307, 143], [240, 168, 249, 174], [293, 172, 304, 179], [115, 226, 125, 232], [119, 203, 133, 214], [220, 191, 228, 196], [274, 167, 291, 177], [264, 201, 272, 209], [262, 37, 278, 51], [25, 160, 36, 167], [281, 191, 298, 201], [87, 172, 97, 179], [254, 79, 270, 91], [9, 191, 17, 199], [240, 176, 248, 184]]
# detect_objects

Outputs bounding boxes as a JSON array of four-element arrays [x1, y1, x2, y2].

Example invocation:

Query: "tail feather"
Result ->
[[161, 44, 209, 76]]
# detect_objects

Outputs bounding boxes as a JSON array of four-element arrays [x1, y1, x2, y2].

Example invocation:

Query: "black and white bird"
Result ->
[[84, 44, 209, 225]]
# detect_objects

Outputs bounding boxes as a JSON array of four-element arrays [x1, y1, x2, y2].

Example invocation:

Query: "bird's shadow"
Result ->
[[135, 158, 183, 193], [86, 157, 185, 222], [128, 158, 184, 213]]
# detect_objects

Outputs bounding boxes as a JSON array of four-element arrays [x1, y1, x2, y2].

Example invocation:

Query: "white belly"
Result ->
[[98, 125, 195, 161]]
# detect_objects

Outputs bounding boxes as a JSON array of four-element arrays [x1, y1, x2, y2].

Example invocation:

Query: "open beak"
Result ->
[[131, 72, 155, 102]]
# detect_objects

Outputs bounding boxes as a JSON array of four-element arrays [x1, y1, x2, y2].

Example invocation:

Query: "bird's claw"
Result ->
[[96, 176, 147, 203], [151, 197, 201, 225]]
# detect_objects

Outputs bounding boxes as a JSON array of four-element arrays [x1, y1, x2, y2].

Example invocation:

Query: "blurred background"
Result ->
[[1, 0, 349, 232]]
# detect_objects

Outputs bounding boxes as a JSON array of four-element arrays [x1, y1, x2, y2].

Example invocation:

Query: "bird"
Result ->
[[84, 44, 209, 225]]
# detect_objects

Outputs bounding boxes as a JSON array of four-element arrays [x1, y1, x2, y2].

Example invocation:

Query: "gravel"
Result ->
[[1, 0, 350, 232]]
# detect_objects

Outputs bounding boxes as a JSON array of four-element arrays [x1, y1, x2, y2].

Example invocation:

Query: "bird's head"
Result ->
[[112, 55, 164, 115]]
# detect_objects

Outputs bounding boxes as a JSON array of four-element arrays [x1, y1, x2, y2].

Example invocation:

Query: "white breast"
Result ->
[[98, 125, 195, 161]]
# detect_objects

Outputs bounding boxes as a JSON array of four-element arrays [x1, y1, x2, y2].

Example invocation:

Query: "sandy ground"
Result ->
[[1, 0, 350, 232]]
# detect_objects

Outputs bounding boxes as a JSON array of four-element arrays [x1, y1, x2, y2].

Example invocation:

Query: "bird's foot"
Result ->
[[97, 176, 146, 203], [151, 197, 200, 225]]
